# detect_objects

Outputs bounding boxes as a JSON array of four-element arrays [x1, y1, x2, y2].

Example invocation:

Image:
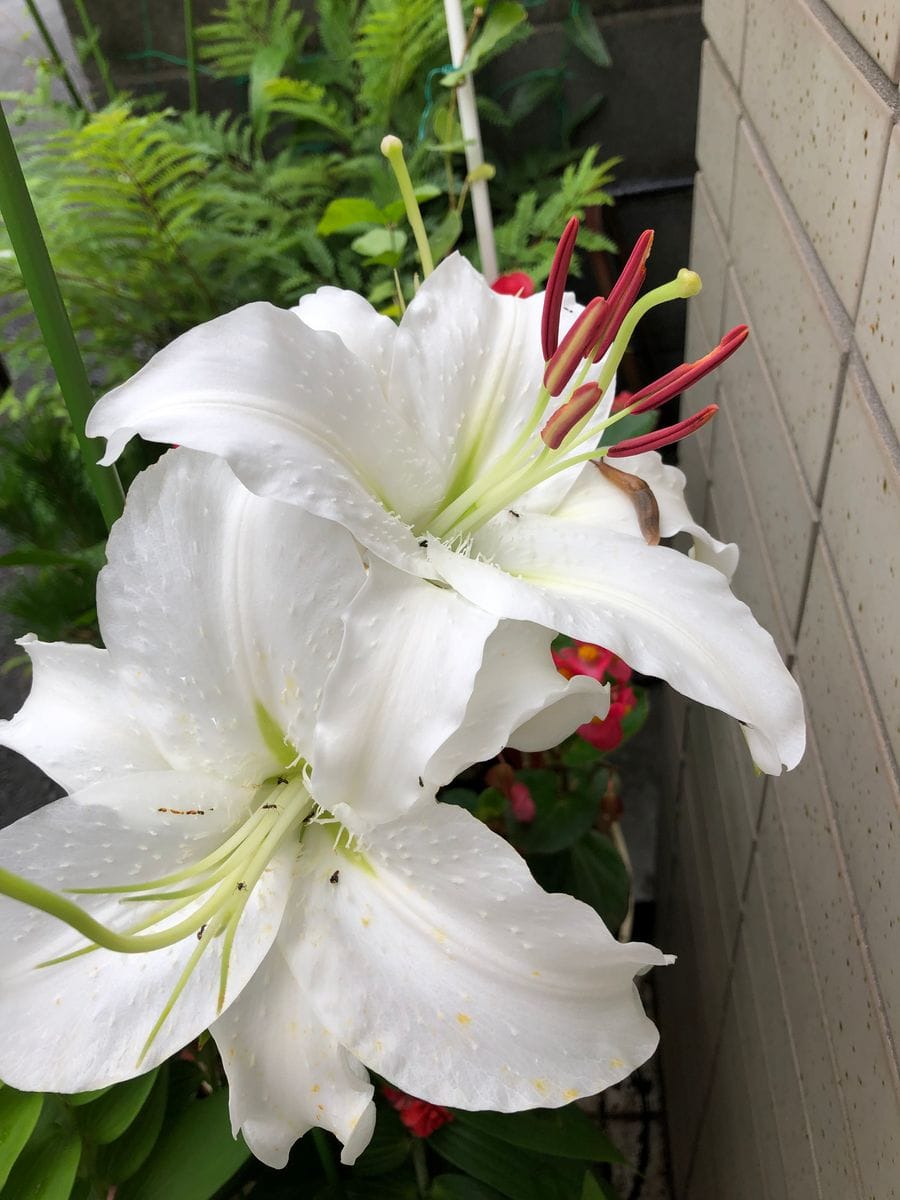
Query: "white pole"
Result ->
[[443, 0, 498, 282]]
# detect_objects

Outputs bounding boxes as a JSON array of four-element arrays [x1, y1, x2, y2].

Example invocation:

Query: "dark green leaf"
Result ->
[[318, 198, 387, 235], [117, 1088, 249, 1200], [582, 1171, 621, 1199], [456, 1107, 624, 1164], [429, 210, 463, 264], [382, 184, 442, 224], [95, 1065, 168, 1184], [438, 788, 479, 814], [560, 737, 604, 768], [598, 410, 657, 448], [504, 72, 563, 128], [64, 1086, 112, 1108], [0, 1088, 44, 1189], [0, 548, 91, 567], [511, 768, 603, 855], [565, 7, 612, 69], [472, 787, 506, 824], [353, 1105, 410, 1177], [74, 1069, 158, 1145], [429, 1175, 507, 1200], [2, 1129, 80, 1200], [346, 1172, 419, 1199], [569, 831, 630, 933], [429, 1120, 584, 1200]]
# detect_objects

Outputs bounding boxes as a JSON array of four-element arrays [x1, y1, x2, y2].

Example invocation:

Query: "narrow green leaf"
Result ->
[[95, 1064, 168, 1184], [582, 1171, 620, 1199], [74, 1069, 158, 1145], [429, 1121, 584, 1200], [456, 1107, 624, 1164], [565, 5, 612, 69], [353, 1105, 410, 1177], [0, 1088, 44, 1190], [569, 831, 630, 934], [2, 1128, 81, 1200], [117, 1087, 249, 1200], [429, 1175, 507, 1200], [429, 209, 463, 264], [317, 197, 386, 235], [65, 1086, 113, 1108]]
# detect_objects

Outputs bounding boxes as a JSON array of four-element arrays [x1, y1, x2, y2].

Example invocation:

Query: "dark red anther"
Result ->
[[541, 382, 603, 448], [587, 230, 655, 361], [606, 404, 718, 458], [541, 216, 580, 361], [625, 325, 748, 415], [542, 297, 606, 396]]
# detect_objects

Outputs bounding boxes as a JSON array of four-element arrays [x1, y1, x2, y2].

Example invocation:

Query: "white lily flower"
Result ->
[[0, 450, 667, 1168], [86, 249, 804, 775]]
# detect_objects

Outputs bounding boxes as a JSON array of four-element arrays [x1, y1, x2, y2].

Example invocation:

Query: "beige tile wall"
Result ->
[[657, 0, 900, 1194]]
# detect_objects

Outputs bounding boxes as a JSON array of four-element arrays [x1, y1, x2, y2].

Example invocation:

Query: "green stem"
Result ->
[[312, 1129, 343, 1194], [70, 0, 115, 103], [22, 0, 85, 109], [411, 1138, 430, 1197], [0, 104, 124, 529], [183, 0, 198, 113]]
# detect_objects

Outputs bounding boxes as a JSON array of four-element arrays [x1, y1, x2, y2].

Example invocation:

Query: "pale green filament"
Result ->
[[0, 777, 315, 1063], [381, 135, 434, 279], [425, 270, 701, 542]]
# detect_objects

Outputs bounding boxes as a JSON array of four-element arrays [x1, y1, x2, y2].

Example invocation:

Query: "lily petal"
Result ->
[[212, 942, 375, 1168], [99, 451, 365, 782], [427, 515, 804, 773], [86, 304, 440, 574], [292, 288, 397, 394], [0, 775, 292, 1090], [312, 558, 498, 831], [426, 620, 609, 782], [0, 637, 168, 791], [284, 805, 669, 1111]]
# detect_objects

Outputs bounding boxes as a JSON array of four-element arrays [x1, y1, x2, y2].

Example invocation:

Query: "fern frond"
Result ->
[[355, 0, 452, 127], [197, 0, 307, 76]]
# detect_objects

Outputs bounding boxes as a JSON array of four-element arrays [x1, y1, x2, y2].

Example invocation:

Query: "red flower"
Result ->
[[490, 271, 535, 298], [552, 642, 636, 751], [486, 762, 536, 825], [382, 1085, 454, 1137]]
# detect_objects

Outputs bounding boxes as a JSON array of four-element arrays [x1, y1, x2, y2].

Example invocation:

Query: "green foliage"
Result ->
[[197, 0, 308, 77]]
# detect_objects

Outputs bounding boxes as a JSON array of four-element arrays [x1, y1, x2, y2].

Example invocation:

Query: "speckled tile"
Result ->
[[730, 122, 850, 495], [770, 720, 867, 1198], [795, 538, 900, 1045], [695, 39, 743, 231], [701, 0, 747, 84], [718, 272, 818, 635], [822, 0, 900, 82], [742, 0, 894, 314], [856, 125, 900, 433], [741, 859, 823, 1198], [689, 174, 730, 350], [684, 303, 720, 474], [705, 703, 763, 883], [707, 411, 794, 660], [730, 941, 790, 1200], [821, 363, 900, 762], [697, 998, 770, 1200]]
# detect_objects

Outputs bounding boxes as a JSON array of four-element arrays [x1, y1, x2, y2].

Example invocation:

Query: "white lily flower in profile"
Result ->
[[86, 227, 804, 775], [0, 450, 669, 1168]]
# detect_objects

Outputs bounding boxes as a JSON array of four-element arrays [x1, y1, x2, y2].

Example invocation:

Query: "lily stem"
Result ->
[[312, 1129, 343, 1194], [0, 103, 124, 529]]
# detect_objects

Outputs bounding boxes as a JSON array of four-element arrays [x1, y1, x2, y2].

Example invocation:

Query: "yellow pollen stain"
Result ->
[[531, 970, 541, 977], [532, 1079, 548, 1094], [311, 1084, 320, 1094], [564, 1089, 578, 1101], [456, 1013, 471, 1026], [577, 644, 601, 663], [361, 917, 370, 927], [433, 928, 447, 944], [317, 1104, 324, 1113], [610, 1058, 625, 1070]]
